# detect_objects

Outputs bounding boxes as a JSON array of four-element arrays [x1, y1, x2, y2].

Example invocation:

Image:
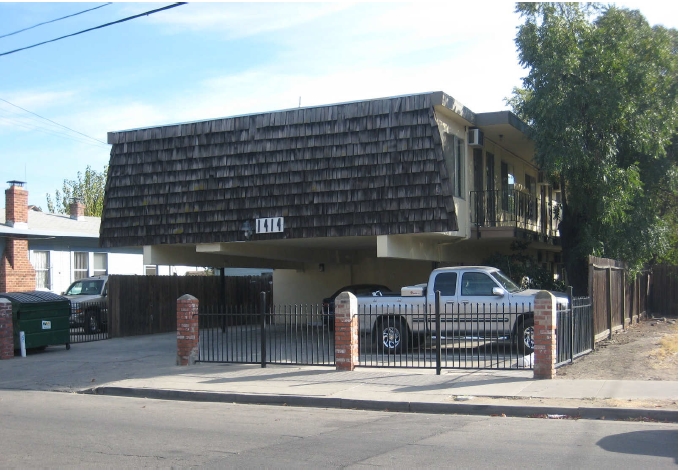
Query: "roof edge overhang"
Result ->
[[107, 91, 479, 144]]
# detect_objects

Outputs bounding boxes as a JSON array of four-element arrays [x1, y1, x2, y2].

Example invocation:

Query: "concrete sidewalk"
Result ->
[[1, 333, 676, 421]]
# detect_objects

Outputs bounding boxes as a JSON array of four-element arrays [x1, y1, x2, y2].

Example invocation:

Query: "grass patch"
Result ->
[[650, 332, 678, 365]]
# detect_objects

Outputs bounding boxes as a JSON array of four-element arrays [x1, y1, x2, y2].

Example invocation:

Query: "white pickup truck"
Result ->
[[353, 266, 568, 355]]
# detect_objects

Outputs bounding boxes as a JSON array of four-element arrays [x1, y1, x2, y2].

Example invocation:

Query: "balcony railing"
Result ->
[[470, 189, 560, 239]]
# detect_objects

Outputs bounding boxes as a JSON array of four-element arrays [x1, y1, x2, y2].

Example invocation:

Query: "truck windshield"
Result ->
[[65, 280, 103, 296], [492, 270, 521, 293]]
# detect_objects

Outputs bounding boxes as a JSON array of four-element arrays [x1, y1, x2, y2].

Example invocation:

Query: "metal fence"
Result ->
[[69, 300, 109, 343], [198, 302, 334, 366], [357, 297, 534, 371], [556, 295, 593, 368], [197, 291, 595, 372]]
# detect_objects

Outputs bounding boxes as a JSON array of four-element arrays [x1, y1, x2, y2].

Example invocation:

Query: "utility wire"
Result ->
[[0, 2, 187, 58], [0, 115, 109, 148], [0, 97, 108, 146], [0, 3, 113, 40]]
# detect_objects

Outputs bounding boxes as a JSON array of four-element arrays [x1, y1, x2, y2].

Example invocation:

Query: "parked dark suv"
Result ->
[[63, 276, 108, 334], [322, 284, 394, 330]]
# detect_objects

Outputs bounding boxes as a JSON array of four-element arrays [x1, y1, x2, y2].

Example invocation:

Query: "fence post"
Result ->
[[607, 267, 613, 339], [260, 291, 267, 368], [0, 298, 14, 360], [176, 294, 199, 366], [567, 286, 574, 363], [533, 291, 557, 379], [335, 291, 358, 371], [435, 291, 441, 375]]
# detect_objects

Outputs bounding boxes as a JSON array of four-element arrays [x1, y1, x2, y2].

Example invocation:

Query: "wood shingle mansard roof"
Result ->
[[101, 92, 478, 248]]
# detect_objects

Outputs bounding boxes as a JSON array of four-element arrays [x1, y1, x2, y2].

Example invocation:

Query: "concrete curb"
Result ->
[[83, 387, 678, 423]]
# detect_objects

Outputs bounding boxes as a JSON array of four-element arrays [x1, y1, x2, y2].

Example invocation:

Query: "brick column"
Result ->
[[533, 291, 557, 379], [335, 291, 358, 371], [0, 298, 14, 360], [177, 294, 199, 366]]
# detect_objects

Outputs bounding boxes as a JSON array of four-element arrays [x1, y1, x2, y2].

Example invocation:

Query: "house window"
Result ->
[[501, 162, 515, 212], [32, 251, 50, 290], [73, 252, 89, 280], [93, 253, 108, 276], [443, 133, 465, 198]]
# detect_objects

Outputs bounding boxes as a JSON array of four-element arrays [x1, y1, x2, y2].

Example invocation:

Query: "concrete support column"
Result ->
[[0, 298, 14, 360], [177, 294, 199, 366], [533, 291, 557, 379], [334, 291, 358, 371]]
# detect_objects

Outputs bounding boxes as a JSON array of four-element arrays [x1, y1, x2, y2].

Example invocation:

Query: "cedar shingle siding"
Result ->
[[101, 93, 460, 248]]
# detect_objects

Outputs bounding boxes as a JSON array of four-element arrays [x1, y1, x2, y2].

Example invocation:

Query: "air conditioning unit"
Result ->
[[467, 128, 484, 147]]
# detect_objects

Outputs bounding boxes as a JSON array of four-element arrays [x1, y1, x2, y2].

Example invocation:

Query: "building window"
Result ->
[[74, 252, 89, 280], [32, 251, 50, 290], [93, 253, 108, 276], [443, 133, 465, 198]]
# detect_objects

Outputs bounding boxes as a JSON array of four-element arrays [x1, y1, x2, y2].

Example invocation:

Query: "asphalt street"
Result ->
[[0, 390, 676, 470]]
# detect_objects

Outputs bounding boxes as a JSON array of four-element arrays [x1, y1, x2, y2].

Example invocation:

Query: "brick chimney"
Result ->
[[1, 181, 36, 292], [5, 180, 28, 229], [69, 198, 85, 221]]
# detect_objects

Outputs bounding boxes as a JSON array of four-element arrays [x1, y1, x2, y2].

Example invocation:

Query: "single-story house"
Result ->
[[0, 181, 206, 294]]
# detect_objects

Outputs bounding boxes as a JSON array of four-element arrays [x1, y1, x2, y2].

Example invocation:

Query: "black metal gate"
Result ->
[[198, 295, 334, 366], [69, 301, 109, 344], [556, 294, 594, 367], [357, 293, 534, 371]]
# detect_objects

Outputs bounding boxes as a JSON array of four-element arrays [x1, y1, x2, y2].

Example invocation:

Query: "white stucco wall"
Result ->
[[107, 253, 145, 275]]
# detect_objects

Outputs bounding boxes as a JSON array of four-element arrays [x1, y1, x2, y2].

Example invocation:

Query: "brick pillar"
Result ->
[[533, 291, 557, 379], [335, 291, 358, 371], [0, 298, 14, 360], [177, 294, 199, 366]]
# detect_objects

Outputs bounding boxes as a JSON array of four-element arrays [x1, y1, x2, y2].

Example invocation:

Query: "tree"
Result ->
[[510, 3, 677, 294], [484, 242, 566, 292], [46, 165, 108, 217]]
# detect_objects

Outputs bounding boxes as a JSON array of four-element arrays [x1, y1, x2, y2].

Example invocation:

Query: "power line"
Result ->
[[0, 97, 108, 146], [0, 3, 187, 58], [0, 3, 113, 40], [0, 115, 109, 149]]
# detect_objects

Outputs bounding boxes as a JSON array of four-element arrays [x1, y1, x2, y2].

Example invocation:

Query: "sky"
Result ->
[[0, 1, 677, 211]]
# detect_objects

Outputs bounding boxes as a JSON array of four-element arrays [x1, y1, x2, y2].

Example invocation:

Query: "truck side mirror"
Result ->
[[492, 287, 505, 297]]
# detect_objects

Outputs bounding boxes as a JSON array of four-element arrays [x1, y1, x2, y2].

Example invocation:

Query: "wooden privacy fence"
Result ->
[[588, 256, 650, 342], [649, 264, 678, 317], [107, 274, 273, 338]]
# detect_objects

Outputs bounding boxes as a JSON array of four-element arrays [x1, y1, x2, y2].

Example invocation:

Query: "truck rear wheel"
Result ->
[[378, 317, 407, 354]]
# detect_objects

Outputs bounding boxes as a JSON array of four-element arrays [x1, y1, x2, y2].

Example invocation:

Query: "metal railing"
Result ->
[[69, 300, 109, 343], [470, 189, 559, 238]]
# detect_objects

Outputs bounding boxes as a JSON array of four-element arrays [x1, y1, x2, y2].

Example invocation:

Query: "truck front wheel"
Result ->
[[378, 317, 407, 354], [516, 318, 534, 355]]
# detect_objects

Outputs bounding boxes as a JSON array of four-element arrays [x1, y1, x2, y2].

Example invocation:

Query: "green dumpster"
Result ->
[[0, 291, 71, 351]]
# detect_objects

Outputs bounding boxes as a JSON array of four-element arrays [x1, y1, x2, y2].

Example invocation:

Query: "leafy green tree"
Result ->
[[46, 165, 108, 217], [484, 242, 566, 292], [510, 3, 677, 294]]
